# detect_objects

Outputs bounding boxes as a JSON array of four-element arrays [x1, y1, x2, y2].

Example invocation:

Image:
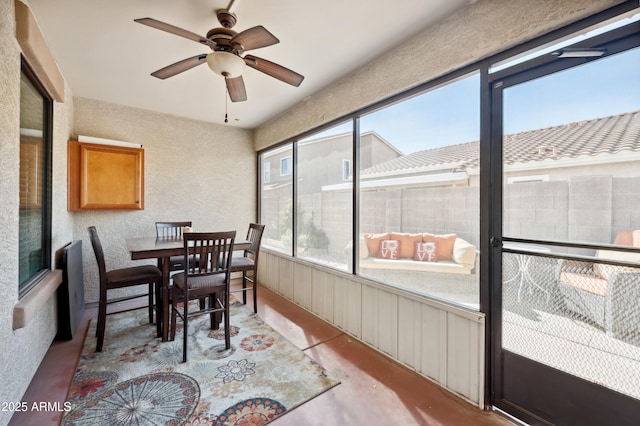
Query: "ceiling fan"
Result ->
[[134, 0, 304, 103]]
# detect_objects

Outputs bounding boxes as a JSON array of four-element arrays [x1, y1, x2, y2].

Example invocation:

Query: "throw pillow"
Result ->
[[378, 240, 401, 260], [414, 241, 438, 262], [453, 238, 477, 269], [390, 232, 423, 258], [613, 230, 634, 245], [364, 233, 390, 257], [422, 233, 457, 260], [359, 236, 369, 259]]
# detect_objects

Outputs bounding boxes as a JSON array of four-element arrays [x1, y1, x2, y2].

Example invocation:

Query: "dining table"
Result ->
[[126, 235, 250, 341]]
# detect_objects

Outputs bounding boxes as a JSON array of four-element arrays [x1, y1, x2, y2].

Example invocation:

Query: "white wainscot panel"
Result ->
[[278, 257, 295, 299], [333, 276, 362, 338], [447, 311, 484, 405], [398, 297, 448, 383], [293, 263, 313, 310], [361, 285, 398, 359], [261, 252, 279, 293], [258, 250, 484, 406], [312, 268, 334, 322]]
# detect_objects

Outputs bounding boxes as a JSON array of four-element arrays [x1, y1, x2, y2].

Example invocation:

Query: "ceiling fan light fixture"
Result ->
[[206, 51, 246, 77]]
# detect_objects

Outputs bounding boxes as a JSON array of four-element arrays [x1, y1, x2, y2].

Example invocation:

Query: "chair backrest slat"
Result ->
[[245, 223, 265, 256], [88, 226, 107, 284], [156, 221, 192, 238], [183, 231, 236, 279]]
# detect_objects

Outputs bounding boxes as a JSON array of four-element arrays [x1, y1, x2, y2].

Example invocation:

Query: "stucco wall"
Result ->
[[1, 1, 255, 422], [71, 97, 256, 304], [0, 0, 75, 423], [254, 0, 624, 149]]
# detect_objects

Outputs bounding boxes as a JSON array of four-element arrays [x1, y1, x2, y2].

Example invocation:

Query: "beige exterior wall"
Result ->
[[254, 0, 624, 149], [1, 1, 255, 421], [1, 0, 74, 422]]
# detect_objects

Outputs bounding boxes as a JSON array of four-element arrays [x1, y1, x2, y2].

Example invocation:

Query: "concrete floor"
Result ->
[[10, 283, 514, 426]]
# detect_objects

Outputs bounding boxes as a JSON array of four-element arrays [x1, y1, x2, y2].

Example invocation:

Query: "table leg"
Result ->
[[161, 257, 170, 342]]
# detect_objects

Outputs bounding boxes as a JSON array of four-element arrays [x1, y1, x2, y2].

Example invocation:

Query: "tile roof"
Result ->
[[361, 110, 640, 177]]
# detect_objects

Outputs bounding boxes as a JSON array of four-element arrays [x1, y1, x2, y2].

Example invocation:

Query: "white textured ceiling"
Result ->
[[26, 0, 472, 129]]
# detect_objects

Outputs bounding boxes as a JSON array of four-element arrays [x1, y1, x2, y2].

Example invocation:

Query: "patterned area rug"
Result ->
[[62, 301, 339, 425]]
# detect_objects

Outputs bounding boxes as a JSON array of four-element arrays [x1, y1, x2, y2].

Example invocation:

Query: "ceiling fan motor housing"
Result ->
[[206, 27, 237, 50]]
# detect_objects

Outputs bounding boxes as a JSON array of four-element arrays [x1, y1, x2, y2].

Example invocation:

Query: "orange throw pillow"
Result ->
[[422, 233, 457, 260], [390, 232, 423, 258], [364, 233, 390, 257]]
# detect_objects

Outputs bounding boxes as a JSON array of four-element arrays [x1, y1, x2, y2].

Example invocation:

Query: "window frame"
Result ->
[[280, 156, 292, 176], [342, 159, 352, 181], [256, 0, 639, 301], [19, 59, 53, 299]]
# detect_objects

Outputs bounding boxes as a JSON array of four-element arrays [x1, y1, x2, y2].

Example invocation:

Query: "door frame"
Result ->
[[483, 10, 640, 424]]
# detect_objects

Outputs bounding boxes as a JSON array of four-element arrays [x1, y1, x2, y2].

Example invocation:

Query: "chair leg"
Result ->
[[224, 290, 231, 350], [148, 283, 154, 324], [209, 294, 216, 329], [96, 299, 107, 352], [170, 285, 178, 341], [154, 280, 162, 338], [212, 293, 221, 329], [182, 290, 189, 363], [252, 270, 258, 314], [242, 274, 247, 305]]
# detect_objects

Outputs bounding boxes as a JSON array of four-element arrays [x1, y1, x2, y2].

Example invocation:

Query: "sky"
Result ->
[[504, 48, 639, 135], [309, 15, 640, 156], [362, 46, 639, 155]]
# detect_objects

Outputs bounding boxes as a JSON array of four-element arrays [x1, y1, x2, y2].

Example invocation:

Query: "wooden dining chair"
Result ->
[[230, 223, 265, 313], [170, 231, 236, 362], [155, 221, 192, 271], [88, 226, 163, 352]]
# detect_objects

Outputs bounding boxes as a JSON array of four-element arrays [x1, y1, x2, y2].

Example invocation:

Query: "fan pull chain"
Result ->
[[224, 79, 229, 123]]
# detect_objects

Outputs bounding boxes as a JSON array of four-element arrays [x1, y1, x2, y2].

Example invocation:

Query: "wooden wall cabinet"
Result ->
[[68, 140, 144, 211]]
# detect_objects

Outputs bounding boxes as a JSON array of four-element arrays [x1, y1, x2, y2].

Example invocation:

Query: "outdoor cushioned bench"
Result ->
[[347, 232, 479, 305], [358, 232, 477, 274]]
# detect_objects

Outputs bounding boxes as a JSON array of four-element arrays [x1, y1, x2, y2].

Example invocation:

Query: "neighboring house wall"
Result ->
[[360, 132, 403, 169], [506, 156, 640, 183], [263, 131, 400, 195], [262, 131, 401, 247]]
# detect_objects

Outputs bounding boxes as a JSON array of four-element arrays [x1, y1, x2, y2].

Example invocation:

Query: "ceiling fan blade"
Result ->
[[150, 54, 208, 79], [226, 75, 248, 102], [134, 18, 216, 49], [231, 26, 279, 51], [244, 55, 304, 87]]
